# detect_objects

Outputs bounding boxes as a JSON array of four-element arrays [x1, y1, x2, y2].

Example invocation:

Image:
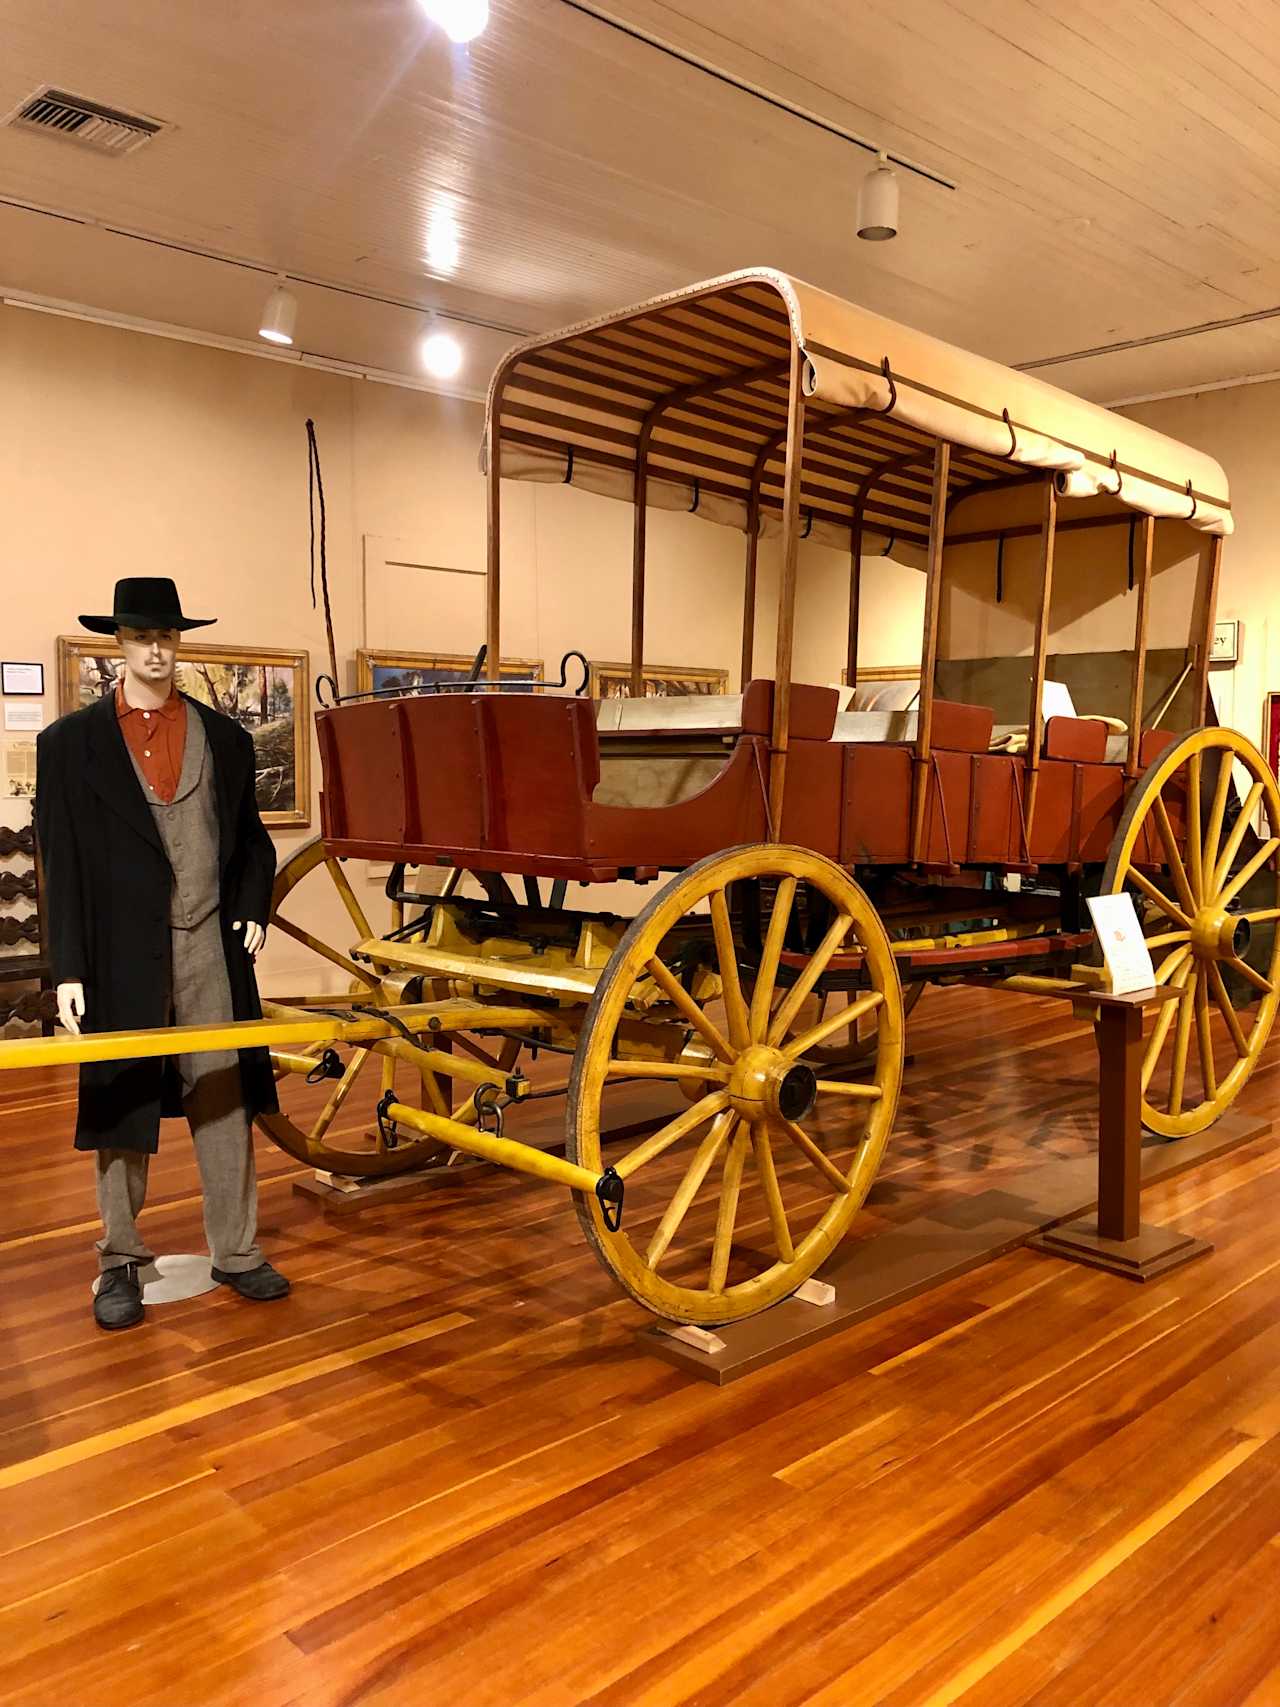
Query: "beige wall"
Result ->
[[0, 306, 924, 1001], [1122, 381, 1279, 749]]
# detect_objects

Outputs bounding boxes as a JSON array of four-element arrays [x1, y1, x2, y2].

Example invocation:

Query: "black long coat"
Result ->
[[34, 690, 279, 1152]]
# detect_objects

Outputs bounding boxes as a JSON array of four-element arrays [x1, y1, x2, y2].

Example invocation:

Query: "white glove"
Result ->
[[235, 920, 266, 957], [57, 981, 85, 1035]]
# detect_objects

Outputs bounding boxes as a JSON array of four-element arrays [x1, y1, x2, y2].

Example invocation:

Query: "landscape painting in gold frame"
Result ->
[[56, 636, 310, 828], [588, 662, 728, 700], [355, 649, 544, 695]]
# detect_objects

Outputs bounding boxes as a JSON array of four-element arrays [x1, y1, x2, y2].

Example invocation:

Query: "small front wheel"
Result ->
[[566, 845, 904, 1325]]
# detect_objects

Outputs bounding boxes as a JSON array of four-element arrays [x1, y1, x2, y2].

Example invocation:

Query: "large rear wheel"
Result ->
[[1103, 728, 1280, 1137]]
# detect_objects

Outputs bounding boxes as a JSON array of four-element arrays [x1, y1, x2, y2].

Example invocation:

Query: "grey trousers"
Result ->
[[95, 910, 262, 1274]]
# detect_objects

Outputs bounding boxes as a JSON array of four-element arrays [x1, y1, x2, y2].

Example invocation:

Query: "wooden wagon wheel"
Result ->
[[566, 845, 905, 1325], [256, 837, 469, 1176], [1102, 728, 1280, 1138]]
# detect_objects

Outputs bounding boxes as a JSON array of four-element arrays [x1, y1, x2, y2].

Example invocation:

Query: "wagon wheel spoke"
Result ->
[[606, 1058, 731, 1085], [1155, 943, 1192, 985], [1127, 867, 1192, 932], [708, 1123, 749, 1293], [748, 877, 796, 1042], [814, 1079, 884, 1102], [646, 954, 734, 1062], [1227, 956, 1274, 997], [767, 913, 855, 1047], [325, 855, 374, 942], [1142, 960, 1190, 1093], [784, 990, 884, 1060], [709, 889, 750, 1049], [1210, 783, 1264, 896], [1145, 930, 1190, 953], [311, 1046, 372, 1143], [1242, 907, 1280, 925], [1154, 794, 1196, 919], [1219, 838, 1280, 910], [1167, 967, 1198, 1117], [1208, 962, 1250, 1057], [1194, 973, 1217, 1100], [1186, 752, 1204, 904], [644, 1112, 735, 1271], [1203, 754, 1234, 881], [750, 1121, 795, 1262], [778, 1116, 856, 1196], [612, 1091, 729, 1181]]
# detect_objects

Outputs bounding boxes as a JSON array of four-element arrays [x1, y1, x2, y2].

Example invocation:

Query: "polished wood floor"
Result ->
[[2, 985, 1279, 1707]]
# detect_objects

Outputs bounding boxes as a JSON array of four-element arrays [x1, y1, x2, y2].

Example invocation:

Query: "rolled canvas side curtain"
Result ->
[[493, 440, 927, 565], [1054, 467, 1233, 536], [801, 353, 1086, 474]]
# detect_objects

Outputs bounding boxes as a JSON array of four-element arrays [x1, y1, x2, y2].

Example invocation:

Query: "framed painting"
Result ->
[[56, 637, 310, 828], [355, 649, 544, 696], [1265, 692, 1280, 780], [588, 662, 729, 700]]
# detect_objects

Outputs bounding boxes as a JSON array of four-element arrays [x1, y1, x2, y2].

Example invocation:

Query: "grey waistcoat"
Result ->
[[125, 707, 221, 930]]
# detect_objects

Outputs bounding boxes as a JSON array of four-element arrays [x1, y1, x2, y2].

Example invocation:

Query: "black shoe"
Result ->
[[95, 1263, 144, 1330], [211, 1260, 291, 1301]]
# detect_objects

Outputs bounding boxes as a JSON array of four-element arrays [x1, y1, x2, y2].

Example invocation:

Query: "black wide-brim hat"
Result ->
[[78, 577, 215, 636]]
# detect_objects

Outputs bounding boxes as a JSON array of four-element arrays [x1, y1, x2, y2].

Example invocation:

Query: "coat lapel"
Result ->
[[84, 692, 166, 858]]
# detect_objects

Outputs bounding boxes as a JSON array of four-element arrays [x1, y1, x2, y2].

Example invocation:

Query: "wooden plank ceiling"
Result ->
[[0, 0, 1278, 396]]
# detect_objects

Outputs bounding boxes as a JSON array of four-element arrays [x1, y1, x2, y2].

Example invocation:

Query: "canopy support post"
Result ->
[[741, 494, 759, 689], [846, 531, 862, 693], [485, 385, 505, 682], [767, 343, 807, 841], [630, 446, 649, 696], [1023, 477, 1058, 838], [910, 441, 951, 864], [1191, 534, 1223, 725], [1126, 515, 1155, 776]]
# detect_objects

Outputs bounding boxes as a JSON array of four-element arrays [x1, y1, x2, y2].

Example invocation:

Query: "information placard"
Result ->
[[1086, 892, 1157, 996]]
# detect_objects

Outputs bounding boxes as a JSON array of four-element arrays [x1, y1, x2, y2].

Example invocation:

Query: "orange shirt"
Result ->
[[115, 683, 187, 803]]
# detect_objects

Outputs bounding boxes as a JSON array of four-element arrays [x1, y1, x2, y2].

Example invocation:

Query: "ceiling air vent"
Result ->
[[5, 87, 164, 155]]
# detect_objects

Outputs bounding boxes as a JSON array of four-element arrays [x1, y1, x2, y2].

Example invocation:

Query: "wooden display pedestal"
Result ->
[[641, 982, 1265, 1385]]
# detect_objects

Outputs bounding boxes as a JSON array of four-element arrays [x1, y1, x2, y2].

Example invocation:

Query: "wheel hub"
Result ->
[[728, 1044, 818, 1124], [1191, 904, 1250, 962]]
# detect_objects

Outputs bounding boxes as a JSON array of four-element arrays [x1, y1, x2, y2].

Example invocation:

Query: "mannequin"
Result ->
[[56, 627, 265, 1031], [36, 577, 289, 1330]]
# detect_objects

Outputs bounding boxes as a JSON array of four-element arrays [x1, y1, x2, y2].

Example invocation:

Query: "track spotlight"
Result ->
[[857, 153, 899, 242], [258, 282, 298, 345], [419, 0, 489, 43], [421, 323, 464, 379]]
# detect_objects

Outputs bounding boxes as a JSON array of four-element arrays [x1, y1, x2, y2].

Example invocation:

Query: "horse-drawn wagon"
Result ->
[[9, 269, 1277, 1326]]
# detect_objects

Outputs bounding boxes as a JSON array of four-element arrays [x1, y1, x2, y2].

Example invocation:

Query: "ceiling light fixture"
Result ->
[[856, 153, 899, 242], [419, 0, 490, 44], [421, 323, 464, 379], [258, 279, 298, 345]]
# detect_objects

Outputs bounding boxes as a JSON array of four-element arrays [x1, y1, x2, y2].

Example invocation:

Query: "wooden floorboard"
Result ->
[[1, 984, 1278, 1705]]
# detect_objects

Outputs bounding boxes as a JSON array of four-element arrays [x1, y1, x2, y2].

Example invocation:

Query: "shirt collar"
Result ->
[[115, 682, 182, 721]]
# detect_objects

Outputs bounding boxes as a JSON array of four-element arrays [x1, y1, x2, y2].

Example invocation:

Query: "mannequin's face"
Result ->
[[117, 627, 180, 690]]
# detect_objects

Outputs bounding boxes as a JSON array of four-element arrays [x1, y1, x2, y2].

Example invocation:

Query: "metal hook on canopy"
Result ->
[[995, 534, 1005, 604], [873, 356, 898, 415], [880, 532, 896, 556], [1001, 408, 1018, 459], [688, 478, 701, 514], [1184, 479, 1198, 519], [801, 508, 814, 539], [1104, 450, 1123, 497], [563, 444, 575, 484]]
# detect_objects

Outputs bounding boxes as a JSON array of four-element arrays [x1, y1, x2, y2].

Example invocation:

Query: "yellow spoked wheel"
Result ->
[[780, 978, 925, 1071], [258, 837, 484, 1176], [1103, 728, 1280, 1138], [566, 845, 904, 1325]]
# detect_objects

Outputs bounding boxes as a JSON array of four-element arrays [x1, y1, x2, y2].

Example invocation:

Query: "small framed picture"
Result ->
[[1, 661, 44, 696], [1211, 619, 1241, 667]]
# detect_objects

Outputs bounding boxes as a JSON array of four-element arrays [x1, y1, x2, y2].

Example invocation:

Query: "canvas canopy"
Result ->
[[482, 267, 1232, 564]]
